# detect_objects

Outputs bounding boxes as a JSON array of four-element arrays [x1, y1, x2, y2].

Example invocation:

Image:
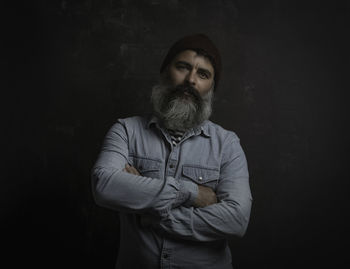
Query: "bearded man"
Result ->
[[91, 34, 252, 269]]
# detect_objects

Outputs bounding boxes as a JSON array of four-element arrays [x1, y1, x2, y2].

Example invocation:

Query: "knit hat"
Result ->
[[160, 34, 222, 91]]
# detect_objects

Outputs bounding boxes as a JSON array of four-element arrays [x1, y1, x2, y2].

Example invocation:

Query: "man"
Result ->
[[91, 34, 252, 269]]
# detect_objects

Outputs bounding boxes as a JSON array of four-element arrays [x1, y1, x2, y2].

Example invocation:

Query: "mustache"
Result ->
[[168, 83, 201, 102]]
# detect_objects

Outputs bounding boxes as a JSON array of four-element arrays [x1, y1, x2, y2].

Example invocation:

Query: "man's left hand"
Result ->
[[123, 164, 141, 175]]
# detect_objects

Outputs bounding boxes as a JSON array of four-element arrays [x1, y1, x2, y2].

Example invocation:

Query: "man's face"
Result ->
[[150, 49, 215, 131], [166, 50, 215, 96]]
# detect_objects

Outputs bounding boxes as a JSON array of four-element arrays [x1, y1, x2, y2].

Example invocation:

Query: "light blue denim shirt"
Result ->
[[92, 115, 252, 269]]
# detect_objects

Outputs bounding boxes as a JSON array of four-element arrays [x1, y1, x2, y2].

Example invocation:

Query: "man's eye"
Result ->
[[198, 72, 209, 79]]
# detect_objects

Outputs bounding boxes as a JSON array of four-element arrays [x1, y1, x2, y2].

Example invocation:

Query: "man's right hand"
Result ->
[[193, 185, 217, 208]]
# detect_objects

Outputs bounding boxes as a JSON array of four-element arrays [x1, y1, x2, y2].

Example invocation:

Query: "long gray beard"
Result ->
[[150, 82, 213, 131]]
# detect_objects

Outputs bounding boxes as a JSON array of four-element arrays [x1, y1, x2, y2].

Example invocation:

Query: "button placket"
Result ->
[[160, 240, 172, 269], [165, 146, 179, 177]]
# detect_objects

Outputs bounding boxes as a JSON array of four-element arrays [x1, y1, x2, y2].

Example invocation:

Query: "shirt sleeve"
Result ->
[[153, 137, 252, 241], [91, 121, 198, 217]]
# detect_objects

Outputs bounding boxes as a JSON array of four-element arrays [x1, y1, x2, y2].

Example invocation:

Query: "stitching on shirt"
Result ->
[[128, 154, 162, 163], [182, 164, 219, 171]]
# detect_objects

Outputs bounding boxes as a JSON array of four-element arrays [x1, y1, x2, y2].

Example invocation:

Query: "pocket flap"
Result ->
[[182, 165, 219, 184], [131, 156, 161, 173]]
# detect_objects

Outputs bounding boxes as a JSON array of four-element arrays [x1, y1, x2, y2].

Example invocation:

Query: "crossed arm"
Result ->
[[124, 147, 252, 242], [92, 121, 252, 242], [123, 164, 218, 208]]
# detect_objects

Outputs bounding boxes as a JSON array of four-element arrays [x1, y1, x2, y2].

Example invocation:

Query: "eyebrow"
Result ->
[[175, 60, 213, 78]]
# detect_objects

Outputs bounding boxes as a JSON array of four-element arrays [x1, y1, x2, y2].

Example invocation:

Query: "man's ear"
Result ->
[[210, 80, 215, 92], [160, 67, 170, 83], [163, 64, 170, 74]]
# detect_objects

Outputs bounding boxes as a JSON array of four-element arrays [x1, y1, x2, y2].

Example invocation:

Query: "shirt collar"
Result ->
[[147, 115, 210, 138]]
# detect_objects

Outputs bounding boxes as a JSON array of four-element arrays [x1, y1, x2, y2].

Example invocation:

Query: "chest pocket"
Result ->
[[129, 155, 162, 179], [182, 165, 220, 190]]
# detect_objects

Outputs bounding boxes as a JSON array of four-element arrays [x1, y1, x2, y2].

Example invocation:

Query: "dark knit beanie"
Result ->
[[160, 34, 222, 91]]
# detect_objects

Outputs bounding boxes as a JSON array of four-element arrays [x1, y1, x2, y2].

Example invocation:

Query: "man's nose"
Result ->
[[185, 69, 196, 86]]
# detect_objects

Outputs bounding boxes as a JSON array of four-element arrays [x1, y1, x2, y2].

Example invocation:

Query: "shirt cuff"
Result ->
[[174, 179, 198, 208]]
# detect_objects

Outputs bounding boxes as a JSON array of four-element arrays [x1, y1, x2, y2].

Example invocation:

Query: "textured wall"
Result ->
[[3, 1, 349, 268]]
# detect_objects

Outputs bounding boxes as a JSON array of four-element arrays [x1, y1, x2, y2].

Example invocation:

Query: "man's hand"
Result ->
[[193, 185, 217, 208], [123, 164, 141, 176]]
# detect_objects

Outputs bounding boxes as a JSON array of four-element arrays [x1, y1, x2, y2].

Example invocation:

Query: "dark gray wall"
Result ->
[[3, 0, 349, 268]]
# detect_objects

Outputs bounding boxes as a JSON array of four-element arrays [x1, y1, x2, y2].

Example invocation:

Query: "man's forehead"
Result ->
[[172, 50, 214, 71]]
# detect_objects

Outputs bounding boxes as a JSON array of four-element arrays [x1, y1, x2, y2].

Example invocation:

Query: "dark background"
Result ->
[[2, 0, 349, 268]]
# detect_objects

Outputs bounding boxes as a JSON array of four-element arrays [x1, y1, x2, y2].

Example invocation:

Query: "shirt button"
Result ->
[[170, 164, 175, 168], [198, 176, 203, 181], [163, 253, 169, 259]]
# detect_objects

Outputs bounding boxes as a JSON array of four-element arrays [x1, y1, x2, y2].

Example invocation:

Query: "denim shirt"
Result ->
[[92, 115, 252, 269]]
